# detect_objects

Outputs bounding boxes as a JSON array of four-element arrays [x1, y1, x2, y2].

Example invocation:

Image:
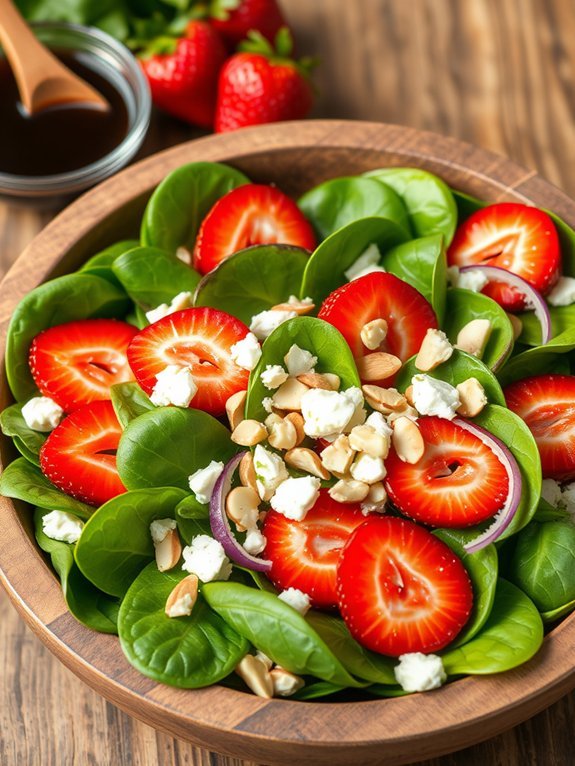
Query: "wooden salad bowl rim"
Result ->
[[1, 120, 574, 766]]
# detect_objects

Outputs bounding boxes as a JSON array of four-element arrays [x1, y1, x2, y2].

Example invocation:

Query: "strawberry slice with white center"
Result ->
[[29, 319, 138, 412], [127, 307, 250, 417], [40, 400, 126, 507], [317, 272, 437, 379], [385, 416, 509, 527], [193, 184, 316, 275], [336, 516, 473, 655], [505, 374, 575, 481], [262, 490, 366, 608], [447, 203, 561, 311]]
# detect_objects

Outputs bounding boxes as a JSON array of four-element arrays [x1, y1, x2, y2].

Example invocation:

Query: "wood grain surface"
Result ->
[[1, 1, 574, 765]]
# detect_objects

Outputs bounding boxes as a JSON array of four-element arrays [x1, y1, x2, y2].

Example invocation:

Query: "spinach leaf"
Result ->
[[141, 162, 249, 254], [519, 304, 575, 347], [79, 239, 140, 285], [245, 317, 360, 421], [443, 288, 515, 371], [441, 579, 543, 674], [300, 217, 408, 306], [116, 407, 237, 490], [396, 349, 506, 405], [34, 508, 119, 634], [366, 685, 408, 698], [434, 529, 498, 647], [110, 382, 154, 428], [496, 327, 575, 386], [118, 563, 248, 688], [194, 244, 310, 325], [202, 582, 365, 687], [112, 246, 201, 310], [365, 167, 458, 245], [175, 495, 211, 542], [298, 177, 411, 241], [6, 273, 130, 401], [382, 233, 446, 321], [0, 458, 93, 518], [508, 520, 575, 612], [0, 401, 47, 465], [75, 487, 187, 597], [541, 599, 575, 623], [291, 681, 347, 700], [451, 189, 484, 221]]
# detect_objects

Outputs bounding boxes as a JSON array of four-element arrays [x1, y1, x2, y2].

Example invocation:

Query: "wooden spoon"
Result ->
[[0, 0, 109, 115]]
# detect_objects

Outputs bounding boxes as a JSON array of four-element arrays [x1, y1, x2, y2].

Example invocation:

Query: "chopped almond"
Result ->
[[456, 378, 488, 417], [271, 299, 315, 315], [355, 352, 402, 382], [239, 451, 258, 493], [268, 418, 298, 451], [226, 486, 260, 531], [320, 435, 355, 477], [296, 372, 340, 390], [165, 574, 198, 617], [360, 318, 388, 351], [455, 319, 492, 358], [362, 384, 407, 414], [348, 424, 389, 459], [392, 416, 425, 464], [154, 528, 182, 572], [285, 412, 305, 445], [225, 390, 247, 431], [236, 655, 274, 698], [329, 479, 370, 503], [285, 447, 330, 480], [231, 419, 268, 446], [272, 378, 309, 411], [415, 329, 453, 372]]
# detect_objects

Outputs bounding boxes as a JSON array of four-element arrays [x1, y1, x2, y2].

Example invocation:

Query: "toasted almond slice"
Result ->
[[268, 419, 298, 451], [236, 655, 274, 698], [225, 390, 247, 431], [362, 384, 407, 414], [415, 328, 454, 372], [387, 405, 419, 423], [239, 451, 258, 493], [360, 318, 388, 351], [231, 419, 268, 446], [296, 372, 340, 391], [285, 412, 305, 445], [329, 478, 370, 503], [455, 319, 492, 358], [270, 667, 305, 697], [348, 424, 389, 459], [225, 486, 260, 532], [264, 412, 284, 429], [271, 299, 315, 315], [404, 385, 415, 407], [355, 352, 402, 382], [320, 435, 355, 477], [272, 378, 309, 411], [155, 528, 182, 572], [165, 573, 198, 617], [366, 481, 386, 504], [175, 246, 192, 265], [392, 416, 424, 464], [507, 312, 523, 341], [285, 447, 330, 480], [456, 378, 488, 417]]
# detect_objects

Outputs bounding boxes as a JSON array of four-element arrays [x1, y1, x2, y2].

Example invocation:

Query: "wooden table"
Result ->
[[1, 1, 574, 764]]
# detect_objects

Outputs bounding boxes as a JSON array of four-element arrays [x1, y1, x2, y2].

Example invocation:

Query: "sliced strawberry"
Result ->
[[262, 490, 366, 608], [317, 272, 437, 383], [337, 516, 473, 655], [193, 184, 316, 275], [385, 416, 509, 528], [504, 374, 575, 481], [29, 319, 137, 412], [127, 307, 250, 417], [447, 203, 561, 311], [40, 400, 126, 507]]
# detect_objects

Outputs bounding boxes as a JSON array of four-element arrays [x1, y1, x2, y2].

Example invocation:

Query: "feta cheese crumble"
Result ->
[[278, 587, 311, 615], [287, 295, 314, 307], [350, 453, 387, 484], [42, 510, 84, 544], [150, 364, 197, 407], [561, 483, 575, 520], [150, 518, 177, 544], [145, 291, 193, 324], [365, 411, 393, 438], [301, 387, 364, 438], [411, 374, 460, 420], [394, 653, 446, 693], [21, 396, 63, 432], [188, 460, 225, 504], [230, 332, 262, 371], [344, 244, 385, 281], [284, 344, 317, 376], [182, 535, 232, 582], [249, 309, 297, 340], [541, 478, 563, 508], [262, 397, 274, 414], [253, 444, 289, 500], [166, 592, 195, 618], [270, 476, 321, 521], [447, 266, 489, 293], [260, 364, 289, 389], [243, 527, 267, 555], [547, 276, 575, 307]]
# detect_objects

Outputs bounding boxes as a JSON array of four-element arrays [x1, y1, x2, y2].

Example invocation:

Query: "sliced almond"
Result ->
[[231, 419, 268, 446], [236, 655, 274, 698], [388, 405, 419, 423], [362, 384, 407, 414], [239, 451, 258, 493], [226, 486, 260, 532], [507, 312, 523, 341], [366, 481, 386, 505], [285, 412, 305, 445], [225, 390, 247, 431], [154, 528, 182, 572], [165, 573, 198, 617], [355, 352, 402, 382], [175, 246, 192, 265], [456, 378, 488, 417], [415, 328, 454, 372], [285, 447, 330, 480], [296, 372, 340, 391], [272, 378, 309, 411], [348, 424, 389, 459], [392, 416, 425, 464], [270, 667, 305, 697], [455, 319, 493, 358], [329, 478, 370, 503], [320, 434, 355, 477], [404, 385, 415, 407], [268, 419, 298, 451], [360, 318, 388, 351], [271, 299, 315, 315], [264, 412, 284, 429]]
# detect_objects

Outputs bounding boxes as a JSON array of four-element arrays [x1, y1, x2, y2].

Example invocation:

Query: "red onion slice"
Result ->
[[460, 264, 552, 345], [452, 417, 523, 553], [210, 451, 272, 572]]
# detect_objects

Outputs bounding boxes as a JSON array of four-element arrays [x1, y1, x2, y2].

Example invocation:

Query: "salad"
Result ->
[[2, 161, 575, 701]]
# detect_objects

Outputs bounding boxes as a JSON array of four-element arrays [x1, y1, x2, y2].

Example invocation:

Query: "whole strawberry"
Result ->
[[140, 21, 226, 128], [215, 29, 314, 133], [209, 0, 287, 46]]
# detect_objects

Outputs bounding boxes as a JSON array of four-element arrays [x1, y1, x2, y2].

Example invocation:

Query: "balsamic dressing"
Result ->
[[0, 50, 129, 176]]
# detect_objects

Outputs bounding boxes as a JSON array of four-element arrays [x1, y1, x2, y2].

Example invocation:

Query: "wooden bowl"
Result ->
[[1, 121, 575, 766]]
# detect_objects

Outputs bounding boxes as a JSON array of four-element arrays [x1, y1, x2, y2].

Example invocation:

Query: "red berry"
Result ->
[[209, 0, 286, 46]]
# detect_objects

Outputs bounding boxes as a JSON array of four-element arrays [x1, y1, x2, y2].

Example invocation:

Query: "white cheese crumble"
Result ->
[[150, 518, 177, 544], [230, 332, 262, 371], [21, 396, 64, 432], [301, 387, 364, 438], [541, 478, 563, 508], [365, 411, 393, 438], [253, 444, 289, 500], [278, 587, 311, 615], [150, 365, 197, 407], [394, 652, 446, 693], [283, 344, 318, 376], [547, 276, 575, 307], [145, 291, 193, 324], [176, 246, 192, 265], [188, 460, 225, 504], [243, 527, 267, 555], [417, 328, 454, 369], [181, 535, 232, 582], [344, 244, 385, 281], [447, 266, 489, 293], [350, 453, 387, 484], [561, 483, 575, 520], [42, 510, 84, 544], [287, 295, 314, 307], [270, 476, 321, 521], [411, 374, 460, 420], [250, 309, 297, 340], [260, 364, 289, 390], [262, 397, 274, 414], [166, 592, 195, 618]]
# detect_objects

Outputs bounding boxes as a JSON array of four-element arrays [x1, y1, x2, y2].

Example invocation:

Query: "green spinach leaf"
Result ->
[[175, 494, 211, 542], [110, 382, 154, 428], [496, 327, 575, 386], [541, 599, 575, 623], [0, 401, 47, 465], [519, 304, 575, 347], [79, 239, 140, 285]]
